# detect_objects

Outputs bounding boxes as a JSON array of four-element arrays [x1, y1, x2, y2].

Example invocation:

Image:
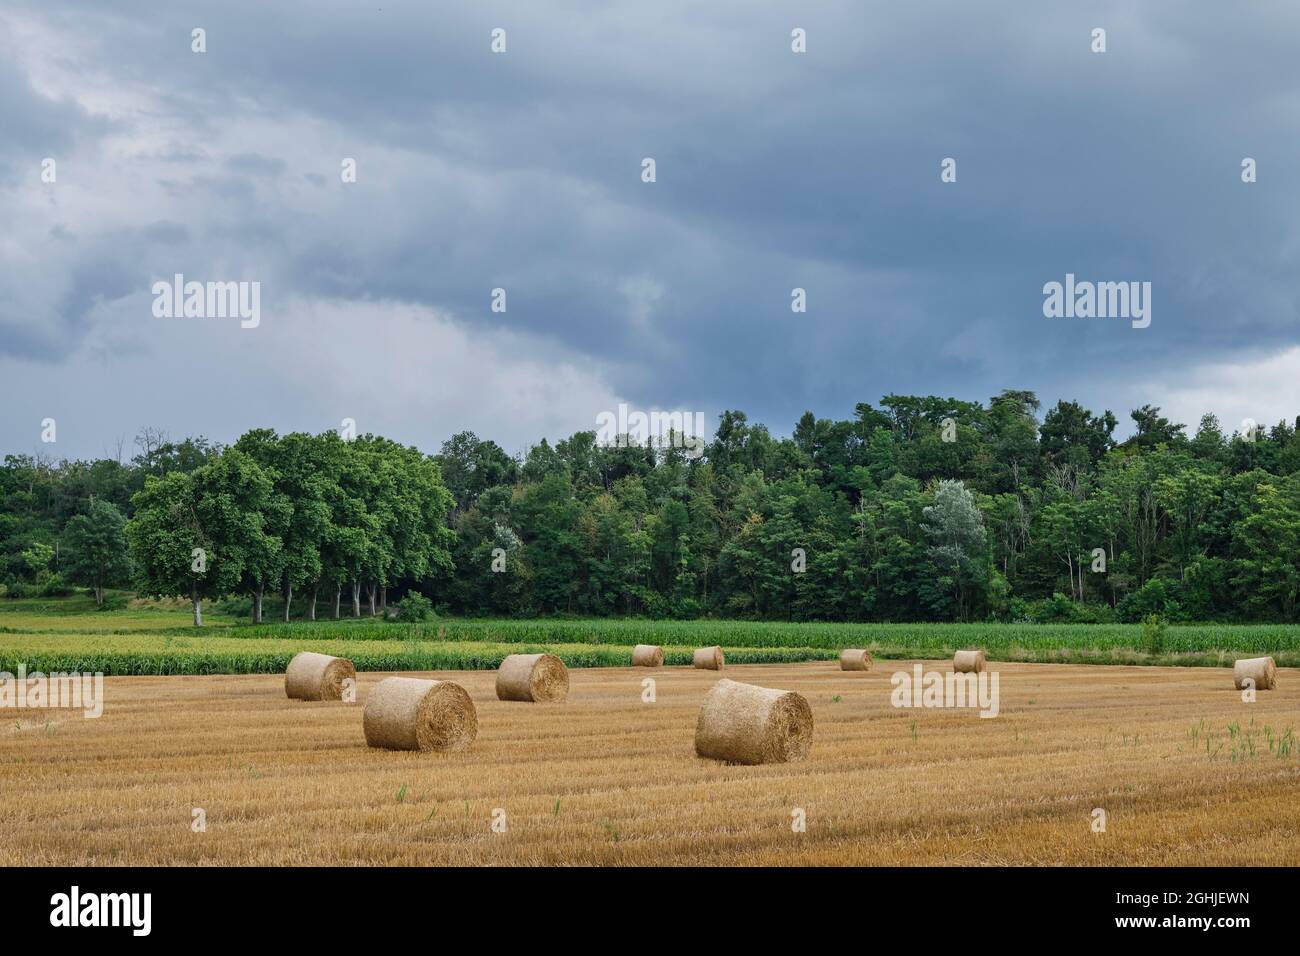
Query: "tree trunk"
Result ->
[[380, 586, 387, 614], [94, 584, 103, 608], [253, 584, 264, 624], [308, 589, 318, 622], [333, 586, 341, 620], [351, 580, 361, 618], [367, 583, 377, 616], [192, 584, 203, 627], [283, 581, 293, 622]]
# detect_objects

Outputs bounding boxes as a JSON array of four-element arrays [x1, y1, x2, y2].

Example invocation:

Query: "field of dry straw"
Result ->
[[2, 660, 1297, 865]]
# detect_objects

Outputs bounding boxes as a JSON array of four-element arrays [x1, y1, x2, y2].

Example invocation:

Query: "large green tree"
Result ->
[[127, 451, 275, 626], [61, 499, 131, 606], [923, 480, 988, 619]]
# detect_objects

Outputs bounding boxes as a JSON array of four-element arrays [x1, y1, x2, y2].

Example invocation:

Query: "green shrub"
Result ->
[[1141, 614, 1166, 655], [98, 591, 130, 611], [392, 592, 434, 623], [1031, 593, 1080, 623], [38, 573, 73, 598], [1119, 577, 1183, 623]]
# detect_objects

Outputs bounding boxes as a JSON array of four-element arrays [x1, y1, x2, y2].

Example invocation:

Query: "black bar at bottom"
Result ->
[[2, 866, 1282, 941]]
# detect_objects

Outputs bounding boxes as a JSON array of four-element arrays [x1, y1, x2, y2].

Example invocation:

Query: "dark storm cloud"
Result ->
[[3, 0, 1299, 456]]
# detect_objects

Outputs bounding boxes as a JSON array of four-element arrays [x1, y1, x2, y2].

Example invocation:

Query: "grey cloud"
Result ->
[[2, 0, 1300, 456], [225, 153, 287, 178]]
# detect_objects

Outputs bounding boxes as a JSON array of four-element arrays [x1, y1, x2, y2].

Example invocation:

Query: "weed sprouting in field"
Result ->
[[1226, 720, 1257, 762], [1190, 719, 1297, 763], [1275, 728, 1295, 757], [396, 784, 407, 803]]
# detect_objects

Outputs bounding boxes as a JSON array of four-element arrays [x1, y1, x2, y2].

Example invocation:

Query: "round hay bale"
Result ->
[[694, 678, 813, 765], [953, 649, 986, 674], [1233, 656, 1277, 691], [693, 646, 724, 670], [839, 648, 871, 671], [284, 651, 356, 701], [363, 677, 477, 752], [632, 644, 664, 667], [496, 653, 569, 702]]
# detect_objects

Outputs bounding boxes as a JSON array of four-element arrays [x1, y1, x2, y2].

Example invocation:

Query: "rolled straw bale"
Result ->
[[953, 649, 987, 674], [694, 678, 813, 765], [1234, 656, 1277, 691], [496, 653, 569, 702], [839, 648, 872, 671], [284, 651, 356, 701], [362, 677, 477, 752], [632, 644, 664, 667], [693, 646, 725, 670]]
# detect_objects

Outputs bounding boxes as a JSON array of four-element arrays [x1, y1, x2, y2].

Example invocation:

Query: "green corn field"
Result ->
[[2, 600, 1299, 675]]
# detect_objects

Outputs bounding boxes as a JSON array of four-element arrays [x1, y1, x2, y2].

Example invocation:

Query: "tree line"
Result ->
[[1, 431, 453, 626], [4, 390, 1300, 624]]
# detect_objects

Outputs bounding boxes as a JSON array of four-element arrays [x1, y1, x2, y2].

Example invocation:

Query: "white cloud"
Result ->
[[269, 297, 626, 451], [0, 296, 626, 458], [1135, 346, 1300, 436]]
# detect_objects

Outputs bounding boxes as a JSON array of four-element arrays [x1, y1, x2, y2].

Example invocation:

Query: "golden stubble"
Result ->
[[1, 661, 1297, 866]]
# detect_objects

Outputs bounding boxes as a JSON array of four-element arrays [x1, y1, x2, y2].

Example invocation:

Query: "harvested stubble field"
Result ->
[[2, 660, 1297, 866]]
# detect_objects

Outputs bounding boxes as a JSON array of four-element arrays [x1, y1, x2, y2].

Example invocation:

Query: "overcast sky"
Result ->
[[3, 1, 1300, 461]]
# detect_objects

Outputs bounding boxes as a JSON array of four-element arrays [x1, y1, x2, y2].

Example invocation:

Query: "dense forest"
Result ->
[[4, 390, 1300, 624]]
